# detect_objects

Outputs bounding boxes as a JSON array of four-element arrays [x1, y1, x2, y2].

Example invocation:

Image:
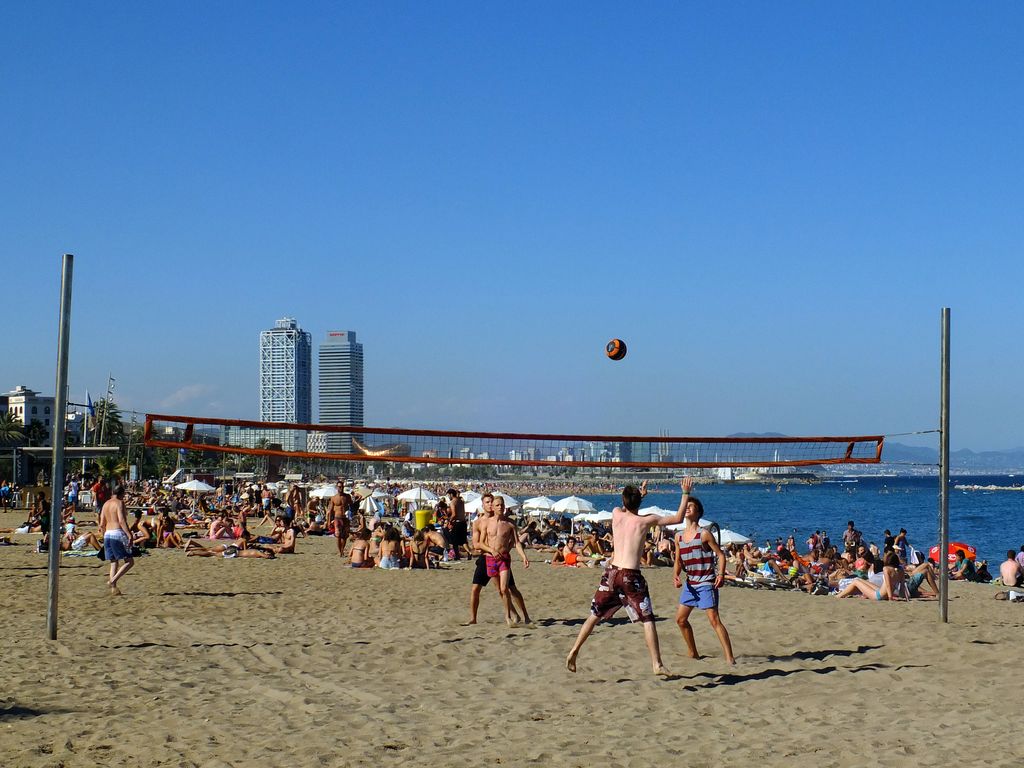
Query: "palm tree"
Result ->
[[0, 411, 24, 481], [94, 399, 125, 446], [95, 453, 128, 481], [25, 419, 49, 447]]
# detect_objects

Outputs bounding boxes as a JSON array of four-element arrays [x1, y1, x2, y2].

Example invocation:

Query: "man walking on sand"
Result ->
[[566, 478, 690, 676], [330, 481, 351, 558], [465, 492, 521, 625], [483, 496, 532, 626], [98, 484, 134, 596]]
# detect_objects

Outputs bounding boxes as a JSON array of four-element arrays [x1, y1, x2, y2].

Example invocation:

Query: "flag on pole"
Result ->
[[86, 391, 95, 417]]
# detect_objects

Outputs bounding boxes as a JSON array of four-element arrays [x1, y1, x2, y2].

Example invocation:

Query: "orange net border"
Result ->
[[144, 413, 884, 470]]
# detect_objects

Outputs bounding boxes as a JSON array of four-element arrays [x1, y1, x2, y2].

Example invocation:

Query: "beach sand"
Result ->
[[1, 512, 1022, 767]]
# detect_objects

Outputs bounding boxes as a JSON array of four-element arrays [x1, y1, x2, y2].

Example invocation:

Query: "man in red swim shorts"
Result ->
[[566, 478, 693, 676]]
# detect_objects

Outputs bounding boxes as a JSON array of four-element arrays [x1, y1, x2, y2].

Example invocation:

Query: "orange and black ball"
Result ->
[[606, 338, 627, 360]]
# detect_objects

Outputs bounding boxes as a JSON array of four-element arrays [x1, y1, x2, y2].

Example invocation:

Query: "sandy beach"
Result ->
[[1, 510, 1021, 768]]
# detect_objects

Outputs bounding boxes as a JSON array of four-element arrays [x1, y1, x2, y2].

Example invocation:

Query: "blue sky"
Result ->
[[3, 3, 1023, 451]]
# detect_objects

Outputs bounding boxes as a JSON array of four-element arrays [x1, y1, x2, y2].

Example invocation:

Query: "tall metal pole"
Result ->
[[939, 308, 951, 623], [47, 254, 74, 640]]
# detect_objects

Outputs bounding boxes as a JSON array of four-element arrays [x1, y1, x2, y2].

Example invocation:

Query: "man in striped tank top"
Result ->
[[673, 493, 736, 665]]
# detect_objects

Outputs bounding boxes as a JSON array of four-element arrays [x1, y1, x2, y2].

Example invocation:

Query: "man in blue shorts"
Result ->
[[673, 491, 735, 665]]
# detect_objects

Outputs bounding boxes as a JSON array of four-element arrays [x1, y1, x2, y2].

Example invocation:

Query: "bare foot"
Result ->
[[460, 620, 477, 626], [506, 616, 521, 628], [110, 585, 122, 597], [653, 664, 672, 676], [566, 653, 577, 673]]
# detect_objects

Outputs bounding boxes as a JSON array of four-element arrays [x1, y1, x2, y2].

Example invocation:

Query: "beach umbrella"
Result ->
[[491, 492, 519, 510], [460, 490, 482, 503], [552, 496, 596, 514], [665, 517, 716, 532], [309, 485, 337, 499], [175, 480, 215, 493], [370, 489, 389, 499], [396, 487, 438, 504], [522, 496, 556, 513], [929, 542, 976, 564], [716, 528, 752, 546], [639, 505, 673, 517], [359, 496, 380, 515]]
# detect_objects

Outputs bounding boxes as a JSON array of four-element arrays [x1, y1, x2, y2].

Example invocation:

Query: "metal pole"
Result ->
[[939, 308, 950, 623], [47, 254, 74, 640]]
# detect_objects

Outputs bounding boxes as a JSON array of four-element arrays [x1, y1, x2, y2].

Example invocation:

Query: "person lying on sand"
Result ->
[[184, 541, 275, 559]]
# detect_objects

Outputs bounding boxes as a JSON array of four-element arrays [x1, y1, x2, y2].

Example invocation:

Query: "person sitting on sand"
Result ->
[[130, 510, 156, 548], [1000, 550, 1023, 587], [906, 560, 940, 598], [408, 528, 431, 569], [156, 509, 184, 549], [378, 526, 402, 569], [60, 524, 102, 552], [949, 550, 977, 581], [349, 529, 373, 568], [209, 512, 234, 540], [552, 537, 587, 567], [834, 552, 907, 600]]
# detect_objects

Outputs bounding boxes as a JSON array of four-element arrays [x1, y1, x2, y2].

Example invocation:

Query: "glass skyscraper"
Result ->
[[318, 330, 364, 453], [257, 317, 312, 451]]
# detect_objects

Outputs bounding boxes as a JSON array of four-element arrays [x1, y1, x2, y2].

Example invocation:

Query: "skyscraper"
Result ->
[[318, 330, 364, 453], [258, 317, 312, 451]]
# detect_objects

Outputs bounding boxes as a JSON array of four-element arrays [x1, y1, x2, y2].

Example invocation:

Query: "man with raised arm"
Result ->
[[566, 478, 691, 676]]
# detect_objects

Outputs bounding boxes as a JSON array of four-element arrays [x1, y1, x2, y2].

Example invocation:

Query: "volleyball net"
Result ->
[[143, 413, 884, 470]]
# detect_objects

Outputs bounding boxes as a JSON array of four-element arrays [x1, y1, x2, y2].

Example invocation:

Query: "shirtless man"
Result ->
[[1000, 550, 1023, 588], [482, 497, 532, 625], [264, 518, 297, 555], [329, 482, 351, 558], [465, 493, 521, 625], [98, 484, 135, 596], [446, 489, 471, 560], [566, 479, 688, 675]]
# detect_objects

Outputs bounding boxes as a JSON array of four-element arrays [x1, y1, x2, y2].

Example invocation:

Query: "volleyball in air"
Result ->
[[605, 338, 627, 360]]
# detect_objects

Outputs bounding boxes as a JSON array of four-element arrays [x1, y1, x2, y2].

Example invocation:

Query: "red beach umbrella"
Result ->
[[929, 542, 976, 564]]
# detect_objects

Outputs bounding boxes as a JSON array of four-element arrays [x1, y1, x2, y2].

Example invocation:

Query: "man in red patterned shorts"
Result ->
[[566, 478, 692, 676]]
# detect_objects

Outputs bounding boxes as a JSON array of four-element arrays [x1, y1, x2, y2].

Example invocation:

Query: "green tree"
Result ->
[[95, 453, 128, 481], [25, 419, 49, 446], [0, 411, 24, 480], [94, 399, 125, 446]]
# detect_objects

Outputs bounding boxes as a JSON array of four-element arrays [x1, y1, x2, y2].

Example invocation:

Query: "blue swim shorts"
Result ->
[[679, 582, 719, 610], [103, 532, 132, 562]]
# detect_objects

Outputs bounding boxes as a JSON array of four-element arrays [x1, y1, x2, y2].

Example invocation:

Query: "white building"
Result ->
[[258, 317, 312, 452], [2, 386, 56, 445]]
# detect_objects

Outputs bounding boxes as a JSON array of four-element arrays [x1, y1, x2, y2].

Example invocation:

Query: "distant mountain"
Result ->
[[726, 434, 1024, 472]]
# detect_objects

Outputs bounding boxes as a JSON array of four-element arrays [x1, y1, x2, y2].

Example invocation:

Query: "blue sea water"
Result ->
[[579, 475, 1024, 565]]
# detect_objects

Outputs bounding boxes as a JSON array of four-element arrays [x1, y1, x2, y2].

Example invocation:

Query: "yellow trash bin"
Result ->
[[414, 508, 433, 530]]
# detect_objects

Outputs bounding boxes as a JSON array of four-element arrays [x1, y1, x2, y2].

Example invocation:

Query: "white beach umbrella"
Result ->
[[491, 492, 519, 510], [460, 490, 482, 503], [522, 495, 556, 513], [464, 497, 484, 515], [175, 480, 215, 493], [716, 528, 752, 546], [370, 489, 390, 499], [552, 496, 596, 514], [309, 485, 337, 499], [359, 496, 380, 515], [639, 505, 673, 517], [576, 510, 613, 523], [665, 517, 716, 532], [396, 487, 438, 504]]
